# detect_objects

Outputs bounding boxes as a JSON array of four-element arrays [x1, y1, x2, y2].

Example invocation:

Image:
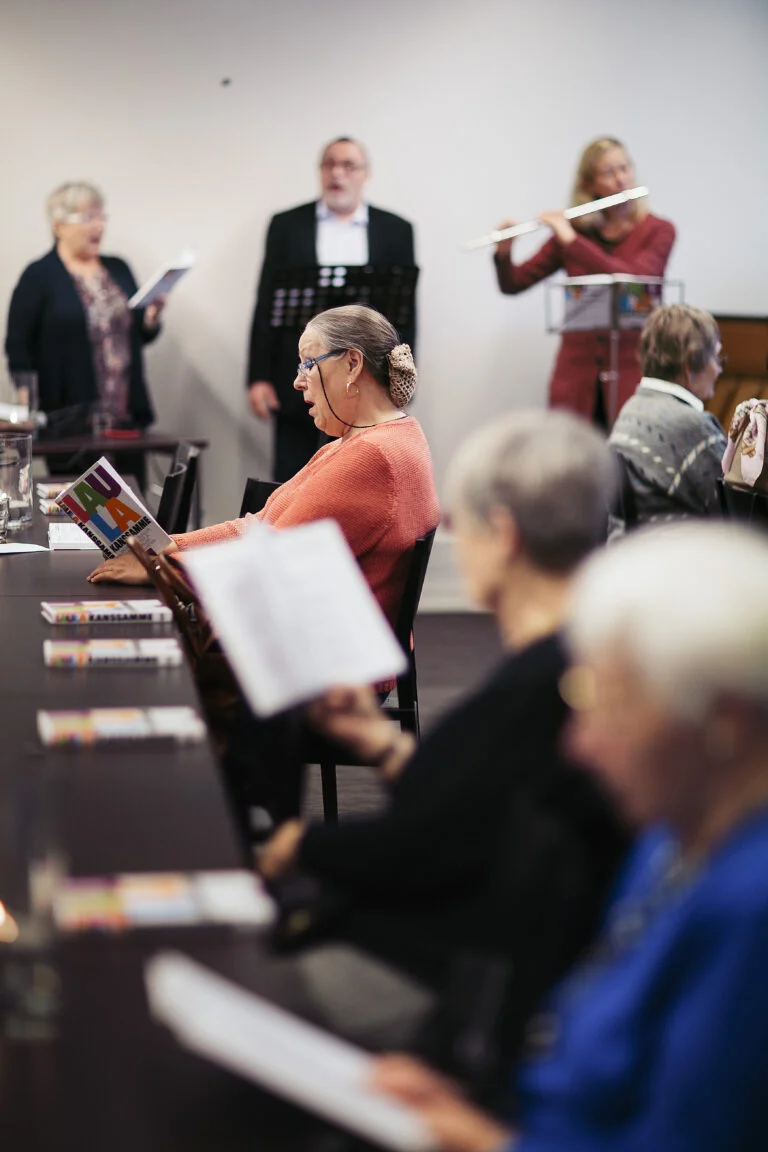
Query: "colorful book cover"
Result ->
[[43, 638, 183, 667], [36, 705, 206, 746], [53, 870, 274, 932], [41, 599, 172, 624], [54, 457, 172, 560]]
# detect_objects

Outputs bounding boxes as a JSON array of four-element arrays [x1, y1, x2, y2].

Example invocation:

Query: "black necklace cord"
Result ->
[[317, 360, 407, 431]]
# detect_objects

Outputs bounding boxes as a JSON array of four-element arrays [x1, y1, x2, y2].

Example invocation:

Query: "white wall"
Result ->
[[2, 0, 766, 605]]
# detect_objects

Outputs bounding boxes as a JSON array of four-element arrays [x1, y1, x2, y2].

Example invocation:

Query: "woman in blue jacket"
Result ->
[[372, 522, 768, 1152]]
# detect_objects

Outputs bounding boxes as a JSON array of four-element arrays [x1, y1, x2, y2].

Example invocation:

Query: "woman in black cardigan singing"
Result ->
[[5, 181, 163, 474]]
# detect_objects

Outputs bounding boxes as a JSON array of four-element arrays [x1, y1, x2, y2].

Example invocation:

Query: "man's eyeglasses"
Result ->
[[62, 211, 108, 224], [715, 351, 728, 369], [320, 160, 366, 174], [296, 348, 347, 379]]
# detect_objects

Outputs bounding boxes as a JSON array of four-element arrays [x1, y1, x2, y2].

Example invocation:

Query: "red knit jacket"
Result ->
[[495, 213, 676, 420], [174, 417, 441, 627]]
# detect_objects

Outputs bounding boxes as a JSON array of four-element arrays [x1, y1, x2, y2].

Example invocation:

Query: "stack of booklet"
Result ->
[[41, 599, 172, 624], [48, 522, 101, 550], [54, 457, 171, 560], [54, 870, 275, 932], [37, 705, 206, 746], [43, 638, 183, 668], [37, 480, 72, 516]]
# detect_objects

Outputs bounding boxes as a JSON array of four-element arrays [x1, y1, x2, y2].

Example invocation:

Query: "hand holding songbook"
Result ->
[[369, 1055, 512, 1152]]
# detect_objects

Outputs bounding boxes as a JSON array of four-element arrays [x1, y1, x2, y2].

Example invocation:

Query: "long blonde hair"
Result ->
[[569, 137, 647, 233]]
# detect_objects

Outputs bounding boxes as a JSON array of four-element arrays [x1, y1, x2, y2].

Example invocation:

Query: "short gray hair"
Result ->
[[46, 182, 104, 230], [448, 409, 617, 572], [639, 303, 719, 381], [568, 522, 768, 720]]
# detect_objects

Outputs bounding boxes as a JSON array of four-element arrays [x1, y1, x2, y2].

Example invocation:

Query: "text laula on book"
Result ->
[[55, 457, 172, 560]]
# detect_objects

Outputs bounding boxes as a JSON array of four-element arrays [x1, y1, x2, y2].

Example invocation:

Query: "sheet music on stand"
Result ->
[[544, 274, 685, 426], [268, 264, 418, 337], [545, 274, 684, 334]]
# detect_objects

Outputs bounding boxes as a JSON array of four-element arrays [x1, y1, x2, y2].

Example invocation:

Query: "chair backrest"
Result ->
[[393, 527, 437, 657], [239, 477, 281, 518], [156, 443, 199, 534], [609, 448, 639, 531], [719, 478, 768, 529]]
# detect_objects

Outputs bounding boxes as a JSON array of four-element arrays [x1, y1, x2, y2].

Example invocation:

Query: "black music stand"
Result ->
[[267, 263, 419, 338]]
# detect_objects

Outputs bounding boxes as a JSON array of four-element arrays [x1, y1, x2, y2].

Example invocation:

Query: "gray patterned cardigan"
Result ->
[[610, 379, 727, 525]]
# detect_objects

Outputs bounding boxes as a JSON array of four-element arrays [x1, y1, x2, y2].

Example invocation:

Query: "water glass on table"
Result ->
[[0, 433, 33, 531]]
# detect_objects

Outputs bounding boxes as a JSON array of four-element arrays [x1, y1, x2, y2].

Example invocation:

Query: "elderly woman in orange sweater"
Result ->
[[88, 305, 440, 627]]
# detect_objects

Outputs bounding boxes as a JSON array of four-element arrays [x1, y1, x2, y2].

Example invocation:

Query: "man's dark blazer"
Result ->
[[5, 247, 157, 431], [247, 201, 416, 421]]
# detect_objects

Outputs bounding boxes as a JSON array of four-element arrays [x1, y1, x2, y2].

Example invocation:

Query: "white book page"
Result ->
[[146, 952, 433, 1151], [48, 522, 100, 550], [183, 519, 406, 716]]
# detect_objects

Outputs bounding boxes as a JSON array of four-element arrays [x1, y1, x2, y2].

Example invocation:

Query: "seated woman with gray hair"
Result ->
[[609, 302, 727, 527], [372, 522, 768, 1152], [88, 304, 440, 630], [257, 409, 627, 1056], [5, 182, 162, 451]]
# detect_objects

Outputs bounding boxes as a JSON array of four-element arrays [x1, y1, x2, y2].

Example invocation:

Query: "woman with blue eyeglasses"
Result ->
[[88, 304, 440, 629], [5, 182, 164, 455]]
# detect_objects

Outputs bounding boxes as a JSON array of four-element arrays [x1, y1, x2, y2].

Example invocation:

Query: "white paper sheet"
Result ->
[[182, 519, 407, 716], [127, 251, 196, 309], [145, 952, 433, 1151], [0, 542, 47, 554]]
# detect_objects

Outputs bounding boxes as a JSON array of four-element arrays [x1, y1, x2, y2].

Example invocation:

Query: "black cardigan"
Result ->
[[5, 247, 157, 428], [299, 635, 628, 991]]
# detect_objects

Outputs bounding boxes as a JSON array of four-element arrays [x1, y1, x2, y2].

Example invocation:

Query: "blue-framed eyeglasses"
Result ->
[[296, 348, 347, 379]]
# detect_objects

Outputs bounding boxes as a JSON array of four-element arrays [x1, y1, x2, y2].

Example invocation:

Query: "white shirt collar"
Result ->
[[316, 199, 369, 225], [639, 377, 704, 412]]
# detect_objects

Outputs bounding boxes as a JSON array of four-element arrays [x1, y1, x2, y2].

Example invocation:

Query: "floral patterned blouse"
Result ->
[[72, 267, 131, 421]]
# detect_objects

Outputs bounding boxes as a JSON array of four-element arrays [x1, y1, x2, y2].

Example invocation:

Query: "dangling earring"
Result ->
[[346, 382, 360, 398]]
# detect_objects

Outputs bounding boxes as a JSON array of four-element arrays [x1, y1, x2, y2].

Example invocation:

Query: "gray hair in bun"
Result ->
[[305, 304, 417, 406], [387, 343, 417, 407]]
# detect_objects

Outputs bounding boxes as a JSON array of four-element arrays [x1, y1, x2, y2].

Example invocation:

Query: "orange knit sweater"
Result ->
[[174, 417, 441, 626]]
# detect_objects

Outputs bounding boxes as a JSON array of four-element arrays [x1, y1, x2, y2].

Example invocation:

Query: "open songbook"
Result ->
[[146, 952, 433, 1151], [182, 519, 407, 716], [55, 457, 172, 560], [127, 250, 196, 309]]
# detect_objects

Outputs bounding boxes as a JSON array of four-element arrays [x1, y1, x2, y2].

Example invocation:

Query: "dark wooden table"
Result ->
[[0, 503, 342, 1152]]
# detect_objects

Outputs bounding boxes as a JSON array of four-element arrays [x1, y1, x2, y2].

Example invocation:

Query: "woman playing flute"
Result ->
[[494, 137, 676, 424]]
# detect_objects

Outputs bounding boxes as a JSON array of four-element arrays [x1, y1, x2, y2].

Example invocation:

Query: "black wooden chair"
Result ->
[[718, 477, 768, 529], [156, 443, 199, 534], [239, 477, 281, 518], [308, 527, 438, 823], [609, 448, 639, 533], [231, 476, 437, 824]]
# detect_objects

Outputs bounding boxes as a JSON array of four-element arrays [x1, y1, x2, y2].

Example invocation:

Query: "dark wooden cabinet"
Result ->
[[707, 314, 768, 432]]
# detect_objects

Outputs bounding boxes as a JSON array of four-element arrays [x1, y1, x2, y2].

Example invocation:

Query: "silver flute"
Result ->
[[463, 186, 649, 250]]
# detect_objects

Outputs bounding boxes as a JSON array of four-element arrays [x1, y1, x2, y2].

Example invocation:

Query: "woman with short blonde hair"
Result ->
[[494, 136, 675, 424], [5, 181, 165, 480]]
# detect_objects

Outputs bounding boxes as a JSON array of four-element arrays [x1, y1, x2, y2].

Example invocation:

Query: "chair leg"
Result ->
[[320, 761, 339, 824]]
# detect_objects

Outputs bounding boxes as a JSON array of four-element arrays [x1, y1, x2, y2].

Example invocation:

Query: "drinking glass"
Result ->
[[0, 433, 33, 530]]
